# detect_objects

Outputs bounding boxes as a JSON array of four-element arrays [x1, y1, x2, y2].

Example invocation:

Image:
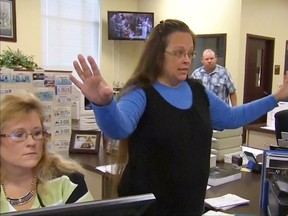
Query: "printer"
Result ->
[[267, 175, 288, 216]]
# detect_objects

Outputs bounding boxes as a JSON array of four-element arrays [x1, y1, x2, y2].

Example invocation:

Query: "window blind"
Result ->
[[41, 0, 100, 71]]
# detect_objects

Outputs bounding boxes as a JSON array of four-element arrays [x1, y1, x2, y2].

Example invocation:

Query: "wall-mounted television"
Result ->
[[108, 11, 154, 41]]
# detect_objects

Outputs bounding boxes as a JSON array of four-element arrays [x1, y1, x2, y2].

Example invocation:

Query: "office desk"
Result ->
[[206, 170, 264, 215], [67, 148, 119, 199], [68, 148, 118, 173], [69, 150, 265, 215]]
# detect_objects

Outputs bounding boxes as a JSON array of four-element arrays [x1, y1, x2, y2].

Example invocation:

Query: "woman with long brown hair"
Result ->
[[71, 19, 288, 215]]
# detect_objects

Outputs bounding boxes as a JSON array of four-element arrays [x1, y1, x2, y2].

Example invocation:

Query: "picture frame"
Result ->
[[0, 0, 17, 42], [69, 130, 101, 154]]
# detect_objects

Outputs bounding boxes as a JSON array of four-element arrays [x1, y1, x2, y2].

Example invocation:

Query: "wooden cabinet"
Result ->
[[244, 123, 277, 150]]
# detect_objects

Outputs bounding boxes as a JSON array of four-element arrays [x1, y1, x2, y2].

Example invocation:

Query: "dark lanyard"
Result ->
[[37, 192, 45, 208]]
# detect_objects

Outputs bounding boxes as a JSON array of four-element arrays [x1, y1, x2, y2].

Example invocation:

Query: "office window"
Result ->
[[41, 0, 100, 71]]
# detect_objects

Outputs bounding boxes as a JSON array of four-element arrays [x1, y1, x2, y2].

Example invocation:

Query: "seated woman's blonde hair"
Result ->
[[0, 92, 85, 188]]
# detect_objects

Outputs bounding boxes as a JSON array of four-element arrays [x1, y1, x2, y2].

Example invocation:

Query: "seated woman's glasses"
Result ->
[[0, 128, 49, 142]]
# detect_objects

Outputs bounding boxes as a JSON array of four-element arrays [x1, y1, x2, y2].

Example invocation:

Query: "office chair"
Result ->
[[274, 109, 288, 147]]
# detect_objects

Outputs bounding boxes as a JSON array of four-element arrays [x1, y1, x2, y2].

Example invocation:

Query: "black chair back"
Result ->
[[275, 109, 288, 145]]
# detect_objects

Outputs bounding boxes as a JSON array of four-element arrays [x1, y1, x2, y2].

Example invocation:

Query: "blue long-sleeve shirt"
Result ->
[[92, 81, 277, 139]]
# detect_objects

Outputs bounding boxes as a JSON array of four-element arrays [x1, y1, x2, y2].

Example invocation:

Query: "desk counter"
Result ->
[[66, 148, 119, 199], [206, 170, 264, 215], [68, 149, 264, 215], [68, 148, 118, 174]]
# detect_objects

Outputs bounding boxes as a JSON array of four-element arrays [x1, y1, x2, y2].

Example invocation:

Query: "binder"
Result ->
[[208, 165, 242, 186], [260, 149, 288, 215]]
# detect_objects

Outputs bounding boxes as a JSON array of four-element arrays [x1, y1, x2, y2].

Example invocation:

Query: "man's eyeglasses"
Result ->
[[165, 50, 196, 60], [0, 129, 49, 142]]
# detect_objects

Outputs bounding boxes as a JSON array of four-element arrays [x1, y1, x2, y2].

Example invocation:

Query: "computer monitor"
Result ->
[[1, 193, 156, 216]]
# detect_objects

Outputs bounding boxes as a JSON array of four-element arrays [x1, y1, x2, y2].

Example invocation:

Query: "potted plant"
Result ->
[[0, 47, 41, 70]]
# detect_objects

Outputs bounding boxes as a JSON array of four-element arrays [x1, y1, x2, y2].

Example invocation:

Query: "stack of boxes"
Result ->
[[211, 128, 243, 161]]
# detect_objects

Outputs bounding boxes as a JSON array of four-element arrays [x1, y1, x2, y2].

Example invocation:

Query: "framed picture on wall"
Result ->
[[69, 130, 101, 154], [0, 0, 17, 42]]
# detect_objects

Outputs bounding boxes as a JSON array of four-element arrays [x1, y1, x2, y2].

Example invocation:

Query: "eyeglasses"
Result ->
[[0, 128, 49, 142], [165, 50, 196, 60]]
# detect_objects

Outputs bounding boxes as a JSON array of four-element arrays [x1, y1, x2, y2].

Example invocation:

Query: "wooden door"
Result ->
[[243, 35, 274, 124]]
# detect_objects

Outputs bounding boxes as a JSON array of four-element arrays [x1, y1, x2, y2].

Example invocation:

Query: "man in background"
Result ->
[[191, 49, 237, 106]]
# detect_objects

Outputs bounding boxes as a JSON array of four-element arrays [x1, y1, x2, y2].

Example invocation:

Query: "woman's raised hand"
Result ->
[[70, 54, 113, 106], [274, 79, 288, 102]]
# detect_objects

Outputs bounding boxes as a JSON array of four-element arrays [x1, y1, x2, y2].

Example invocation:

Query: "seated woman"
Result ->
[[0, 92, 94, 213]]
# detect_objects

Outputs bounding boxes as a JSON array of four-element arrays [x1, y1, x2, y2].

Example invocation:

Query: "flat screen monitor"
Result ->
[[108, 11, 154, 40], [1, 193, 156, 216]]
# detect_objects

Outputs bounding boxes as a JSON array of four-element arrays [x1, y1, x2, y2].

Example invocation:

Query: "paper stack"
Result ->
[[202, 210, 233, 216], [211, 128, 243, 161], [95, 164, 118, 174], [205, 193, 250, 211]]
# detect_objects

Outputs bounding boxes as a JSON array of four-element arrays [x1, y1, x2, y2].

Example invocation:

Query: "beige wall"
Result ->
[[0, 0, 42, 66], [138, 0, 242, 104], [239, 0, 288, 101], [1, 0, 287, 104], [100, 0, 143, 86]]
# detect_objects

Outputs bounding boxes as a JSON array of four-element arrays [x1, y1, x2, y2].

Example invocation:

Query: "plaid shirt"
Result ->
[[191, 64, 236, 105]]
